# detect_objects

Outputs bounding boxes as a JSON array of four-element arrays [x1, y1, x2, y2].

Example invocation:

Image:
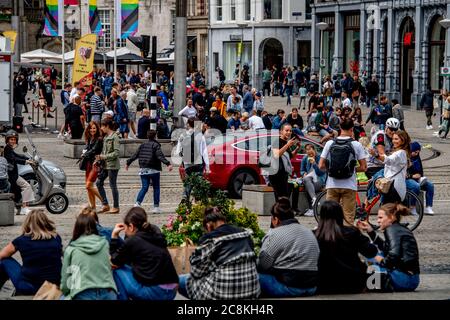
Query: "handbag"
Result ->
[[77, 155, 88, 171], [33, 281, 63, 300], [375, 165, 406, 194]]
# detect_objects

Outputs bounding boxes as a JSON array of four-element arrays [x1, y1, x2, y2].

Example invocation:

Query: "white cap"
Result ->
[[105, 110, 114, 117]]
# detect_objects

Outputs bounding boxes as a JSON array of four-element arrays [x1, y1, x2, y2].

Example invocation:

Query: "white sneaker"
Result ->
[[304, 209, 315, 217], [133, 203, 141, 208], [410, 207, 418, 216], [426, 125, 433, 130], [152, 206, 162, 214], [57, 133, 63, 139], [424, 207, 434, 215], [19, 207, 31, 216]]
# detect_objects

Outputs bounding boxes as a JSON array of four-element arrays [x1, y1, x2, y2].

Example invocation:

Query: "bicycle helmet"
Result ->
[[5, 129, 19, 144], [385, 118, 400, 130]]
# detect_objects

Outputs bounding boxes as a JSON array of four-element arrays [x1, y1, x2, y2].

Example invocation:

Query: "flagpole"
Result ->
[[113, 0, 117, 80]]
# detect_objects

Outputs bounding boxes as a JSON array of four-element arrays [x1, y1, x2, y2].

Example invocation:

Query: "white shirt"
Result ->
[[383, 150, 407, 201], [178, 105, 198, 119], [248, 115, 265, 130], [320, 137, 368, 191], [342, 98, 352, 109], [69, 88, 78, 101]]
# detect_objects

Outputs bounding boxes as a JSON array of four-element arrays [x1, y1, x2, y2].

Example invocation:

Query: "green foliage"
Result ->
[[162, 175, 265, 248]]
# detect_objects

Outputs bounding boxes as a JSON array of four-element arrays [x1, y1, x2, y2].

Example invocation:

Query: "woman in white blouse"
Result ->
[[369, 130, 411, 204], [178, 99, 198, 125]]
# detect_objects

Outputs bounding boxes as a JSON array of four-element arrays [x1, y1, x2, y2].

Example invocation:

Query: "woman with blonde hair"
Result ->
[[0, 209, 62, 295]]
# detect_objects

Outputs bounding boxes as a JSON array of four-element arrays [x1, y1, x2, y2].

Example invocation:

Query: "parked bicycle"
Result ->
[[312, 181, 424, 231]]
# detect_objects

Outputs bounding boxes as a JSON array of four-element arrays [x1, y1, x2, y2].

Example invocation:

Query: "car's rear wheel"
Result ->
[[228, 169, 259, 199]]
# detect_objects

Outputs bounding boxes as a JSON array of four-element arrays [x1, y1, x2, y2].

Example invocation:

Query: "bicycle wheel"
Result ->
[[312, 190, 327, 223]]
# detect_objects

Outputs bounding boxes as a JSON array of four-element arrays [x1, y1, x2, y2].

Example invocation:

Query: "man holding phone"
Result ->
[[269, 123, 301, 201]]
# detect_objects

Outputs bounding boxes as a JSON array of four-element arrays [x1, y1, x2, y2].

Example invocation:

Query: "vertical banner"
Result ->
[[120, 0, 139, 39], [89, 0, 103, 35], [72, 34, 97, 87], [43, 0, 64, 36]]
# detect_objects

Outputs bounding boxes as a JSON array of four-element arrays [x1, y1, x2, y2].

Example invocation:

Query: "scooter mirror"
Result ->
[[23, 146, 28, 153]]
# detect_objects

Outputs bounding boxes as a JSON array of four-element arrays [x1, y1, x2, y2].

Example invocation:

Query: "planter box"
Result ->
[[242, 185, 310, 215]]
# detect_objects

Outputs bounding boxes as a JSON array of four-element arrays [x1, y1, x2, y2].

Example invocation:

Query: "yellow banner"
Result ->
[[3, 30, 17, 52], [72, 33, 97, 87]]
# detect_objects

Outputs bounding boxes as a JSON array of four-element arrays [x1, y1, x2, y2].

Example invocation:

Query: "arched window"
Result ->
[[429, 16, 445, 92]]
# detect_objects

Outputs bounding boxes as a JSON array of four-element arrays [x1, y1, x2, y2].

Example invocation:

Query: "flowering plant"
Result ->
[[162, 174, 265, 248]]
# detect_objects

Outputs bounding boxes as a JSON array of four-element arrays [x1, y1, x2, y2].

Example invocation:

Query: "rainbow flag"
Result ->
[[120, 0, 139, 39], [89, 0, 103, 36], [43, 0, 63, 37]]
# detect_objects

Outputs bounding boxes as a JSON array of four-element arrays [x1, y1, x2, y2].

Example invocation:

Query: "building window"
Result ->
[[98, 10, 111, 49], [264, 0, 282, 20], [230, 0, 236, 21], [245, 0, 251, 21], [198, 0, 206, 16], [190, 0, 195, 16], [171, 10, 176, 43], [223, 41, 252, 81], [344, 14, 360, 75], [306, 0, 312, 20], [429, 16, 445, 92], [216, 0, 222, 21]]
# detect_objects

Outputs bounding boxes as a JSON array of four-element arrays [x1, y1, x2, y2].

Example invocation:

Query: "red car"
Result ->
[[206, 132, 323, 198]]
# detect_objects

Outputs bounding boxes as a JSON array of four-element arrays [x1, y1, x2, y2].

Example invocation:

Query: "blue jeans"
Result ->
[[389, 270, 420, 292], [178, 274, 190, 299], [258, 273, 317, 298], [293, 128, 304, 137], [286, 86, 293, 105], [0, 258, 39, 295], [113, 265, 177, 300], [73, 288, 117, 300], [406, 179, 434, 207], [97, 169, 120, 208], [136, 173, 160, 206]]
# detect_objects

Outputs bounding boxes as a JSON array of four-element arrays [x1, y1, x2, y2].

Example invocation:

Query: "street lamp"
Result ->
[[316, 22, 329, 95], [439, 19, 450, 124], [237, 22, 248, 86]]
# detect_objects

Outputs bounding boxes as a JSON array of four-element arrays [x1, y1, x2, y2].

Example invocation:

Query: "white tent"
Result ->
[[58, 50, 75, 62], [105, 46, 140, 58], [21, 49, 61, 63]]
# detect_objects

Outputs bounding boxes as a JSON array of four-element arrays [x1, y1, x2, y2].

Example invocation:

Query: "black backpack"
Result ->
[[327, 139, 357, 179]]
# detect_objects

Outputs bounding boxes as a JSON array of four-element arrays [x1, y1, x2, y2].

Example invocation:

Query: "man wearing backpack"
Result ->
[[319, 118, 368, 226], [176, 118, 210, 201]]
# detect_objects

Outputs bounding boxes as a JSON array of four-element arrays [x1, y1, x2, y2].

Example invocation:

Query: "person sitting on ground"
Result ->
[[257, 198, 319, 297], [407, 141, 434, 215], [315, 200, 378, 294], [178, 207, 260, 300], [227, 110, 241, 131], [0, 209, 62, 295], [286, 107, 304, 136], [79, 207, 123, 244], [357, 203, 420, 292], [60, 213, 117, 300], [272, 109, 286, 130], [261, 111, 273, 130], [0, 146, 10, 193], [301, 144, 326, 217], [110, 207, 179, 300]]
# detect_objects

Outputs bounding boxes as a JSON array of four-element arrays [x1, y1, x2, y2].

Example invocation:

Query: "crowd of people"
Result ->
[[4, 64, 436, 300]]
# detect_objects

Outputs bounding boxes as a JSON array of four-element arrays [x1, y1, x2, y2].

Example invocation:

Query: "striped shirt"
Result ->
[[90, 94, 104, 115]]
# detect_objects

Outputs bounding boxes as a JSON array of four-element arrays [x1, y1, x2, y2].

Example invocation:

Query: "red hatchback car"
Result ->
[[205, 132, 323, 198]]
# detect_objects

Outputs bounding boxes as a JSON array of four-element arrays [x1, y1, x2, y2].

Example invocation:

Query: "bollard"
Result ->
[[52, 107, 59, 134]]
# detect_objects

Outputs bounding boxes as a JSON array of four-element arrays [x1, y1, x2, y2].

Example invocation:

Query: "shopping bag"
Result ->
[[33, 281, 63, 300]]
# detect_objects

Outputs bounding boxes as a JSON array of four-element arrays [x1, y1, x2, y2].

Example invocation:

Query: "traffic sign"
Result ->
[[441, 66, 450, 76]]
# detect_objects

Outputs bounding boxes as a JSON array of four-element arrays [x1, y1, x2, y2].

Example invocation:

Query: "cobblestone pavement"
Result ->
[[1, 94, 449, 299]]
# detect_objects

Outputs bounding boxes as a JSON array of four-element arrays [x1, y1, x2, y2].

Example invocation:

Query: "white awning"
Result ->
[[21, 49, 61, 62]]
